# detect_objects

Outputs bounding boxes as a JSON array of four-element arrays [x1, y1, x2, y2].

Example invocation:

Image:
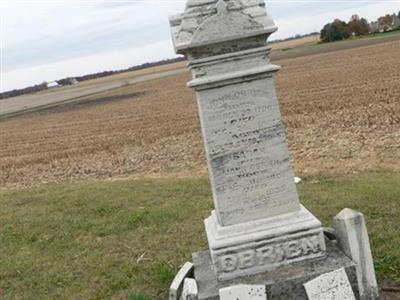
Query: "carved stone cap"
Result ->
[[170, 0, 277, 54]]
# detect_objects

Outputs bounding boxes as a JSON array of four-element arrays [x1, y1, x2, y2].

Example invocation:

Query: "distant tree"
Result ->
[[334, 19, 351, 38], [349, 15, 361, 35], [320, 23, 334, 42], [320, 19, 350, 42], [359, 18, 371, 35], [398, 10, 400, 19], [320, 23, 339, 42], [378, 14, 394, 31], [348, 15, 370, 36]]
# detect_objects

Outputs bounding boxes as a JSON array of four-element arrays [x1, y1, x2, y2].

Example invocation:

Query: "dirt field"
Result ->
[[0, 65, 186, 118], [1, 39, 399, 189], [270, 34, 319, 50], [270, 31, 400, 60]]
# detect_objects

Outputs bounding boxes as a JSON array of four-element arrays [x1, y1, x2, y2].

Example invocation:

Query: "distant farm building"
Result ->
[[46, 81, 61, 89]]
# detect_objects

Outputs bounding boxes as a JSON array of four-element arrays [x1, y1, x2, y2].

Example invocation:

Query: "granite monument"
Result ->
[[170, 0, 326, 281], [168, 0, 379, 299]]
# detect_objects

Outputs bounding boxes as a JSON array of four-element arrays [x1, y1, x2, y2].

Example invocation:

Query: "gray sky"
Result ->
[[1, 0, 399, 91]]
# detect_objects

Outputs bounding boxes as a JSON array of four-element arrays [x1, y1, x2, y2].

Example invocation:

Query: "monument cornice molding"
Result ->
[[205, 206, 323, 249], [176, 28, 277, 53], [188, 46, 271, 67], [188, 64, 280, 90]]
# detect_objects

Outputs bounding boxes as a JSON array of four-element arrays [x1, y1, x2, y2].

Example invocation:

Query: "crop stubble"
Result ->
[[1, 40, 399, 188]]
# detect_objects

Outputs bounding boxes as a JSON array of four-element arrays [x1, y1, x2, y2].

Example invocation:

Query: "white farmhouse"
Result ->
[[46, 81, 61, 89]]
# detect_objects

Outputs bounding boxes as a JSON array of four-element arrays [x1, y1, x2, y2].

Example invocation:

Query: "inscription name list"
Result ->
[[198, 80, 300, 226]]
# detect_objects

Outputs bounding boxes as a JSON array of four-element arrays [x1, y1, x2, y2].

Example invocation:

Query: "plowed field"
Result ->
[[1, 39, 399, 188]]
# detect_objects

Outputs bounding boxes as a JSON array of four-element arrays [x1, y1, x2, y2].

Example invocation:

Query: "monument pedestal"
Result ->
[[205, 206, 326, 281], [193, 239, 359, 300]]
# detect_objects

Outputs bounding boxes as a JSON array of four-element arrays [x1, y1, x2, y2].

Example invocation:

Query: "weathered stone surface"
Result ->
[[170, 0, 325, 281], [219, 284, 267, 300], [170, 0, 302, 226], [196, 77, 301, 226], [304, 268, 356, 300], [334, 209, 379, 300], [169, 0, 276, 53], [192, 239, 359, 300]]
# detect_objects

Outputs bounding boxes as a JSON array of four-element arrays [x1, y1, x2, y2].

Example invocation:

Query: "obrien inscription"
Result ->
[[214, 234, 324, 278]]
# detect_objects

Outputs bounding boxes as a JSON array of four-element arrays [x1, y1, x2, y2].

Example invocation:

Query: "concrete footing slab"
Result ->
[[193, 239, 360, 300]]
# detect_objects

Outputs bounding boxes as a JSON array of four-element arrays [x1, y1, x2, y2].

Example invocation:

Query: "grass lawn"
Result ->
[[0, 173, 399, 299]]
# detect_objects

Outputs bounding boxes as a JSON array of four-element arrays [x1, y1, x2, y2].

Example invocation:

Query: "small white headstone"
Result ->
[[180, 278, 198, 300], [304, 268, 356, 300], [334, 208, 379, 299], [219, 284, 267, 300]]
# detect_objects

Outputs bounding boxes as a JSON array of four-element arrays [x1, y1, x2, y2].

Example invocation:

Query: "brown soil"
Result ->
[[270, 34, 320, 51], [270, 32, 400, 61], [1, 40, 399, 189]]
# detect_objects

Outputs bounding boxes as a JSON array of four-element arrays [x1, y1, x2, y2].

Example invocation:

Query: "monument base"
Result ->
[[205, 205, 326, 281], [193, 239, 360, 300]]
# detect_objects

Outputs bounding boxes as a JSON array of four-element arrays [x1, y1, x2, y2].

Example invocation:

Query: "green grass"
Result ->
[[0, 173, 399, 299], [127, 292, 151, 300]]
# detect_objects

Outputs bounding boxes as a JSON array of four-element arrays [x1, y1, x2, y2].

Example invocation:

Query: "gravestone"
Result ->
[[304, 268, 356, 300], [169, 0, 376, 299], [220, 284, 267, 300], [190, 240, 358, 299], [181, 278, 199, 300], [170, 0, 326, 281], [334, 209, 379, 299]]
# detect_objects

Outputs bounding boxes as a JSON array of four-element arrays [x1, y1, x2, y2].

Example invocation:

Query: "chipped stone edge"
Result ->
[[170, 262, 195, 300]]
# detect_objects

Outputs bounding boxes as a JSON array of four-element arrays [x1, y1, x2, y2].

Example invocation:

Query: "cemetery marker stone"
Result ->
[[219, 284, 267, 300], [170, 0, 326, 281], [304, 268, 356, 300], [334, 209, 379, 299]]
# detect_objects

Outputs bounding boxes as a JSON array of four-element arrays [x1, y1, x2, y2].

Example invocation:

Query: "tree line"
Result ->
[[320, 11, 400, 43]]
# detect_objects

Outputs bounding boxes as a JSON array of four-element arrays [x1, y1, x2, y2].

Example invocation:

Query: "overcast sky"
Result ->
[[0, 0, 399, 92]]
